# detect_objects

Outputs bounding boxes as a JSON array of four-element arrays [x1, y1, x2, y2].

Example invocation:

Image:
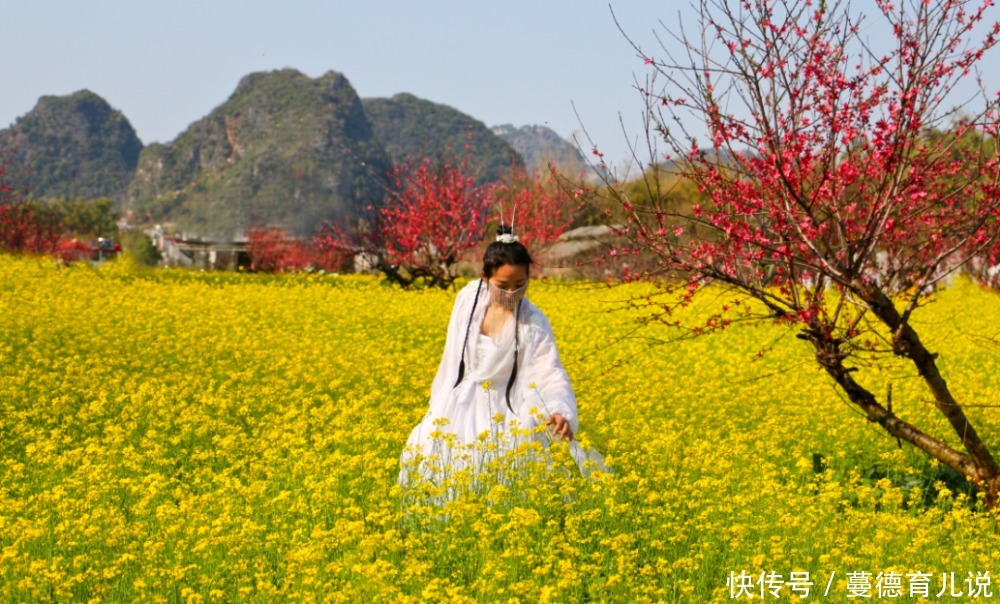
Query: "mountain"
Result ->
[[0, 73, 587, 238], [127, 69, 392, 238], [0, 90, 142, 200], [491, 124, 606, 183], [362, 93, 520, 182]]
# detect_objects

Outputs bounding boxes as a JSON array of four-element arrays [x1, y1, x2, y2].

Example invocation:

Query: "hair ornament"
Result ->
[[496, 203, 520, 244]]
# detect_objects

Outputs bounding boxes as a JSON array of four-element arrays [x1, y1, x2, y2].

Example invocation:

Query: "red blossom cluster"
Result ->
[[493, 166, 584, 250], [614, 0, 1000, 505], [320, 153, 581, 289], [0, 161, 62, 257], [245, 227, 348, 274], [623, 0, 1000, 318]]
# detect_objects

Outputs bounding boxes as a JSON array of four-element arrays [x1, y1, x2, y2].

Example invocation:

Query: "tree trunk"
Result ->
[[857, 285, 1000, 483], [805, 284, 1000, 508], [811, 333, 979, 477]]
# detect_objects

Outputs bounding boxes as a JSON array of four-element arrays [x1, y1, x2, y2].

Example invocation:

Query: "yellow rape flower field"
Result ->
[[2, 254, 1000, 603]]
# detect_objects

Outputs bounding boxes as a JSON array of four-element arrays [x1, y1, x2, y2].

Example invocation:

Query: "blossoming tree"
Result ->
[[322, 152, 583, 289], [608, 0, 1000, 504], [317, 155, 496, 289], [493, 166, 584, 250], [0, 160, 61, 256]]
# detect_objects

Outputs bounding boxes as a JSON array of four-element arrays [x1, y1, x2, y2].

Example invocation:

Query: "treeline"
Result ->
[[0, 175, 160, 266]]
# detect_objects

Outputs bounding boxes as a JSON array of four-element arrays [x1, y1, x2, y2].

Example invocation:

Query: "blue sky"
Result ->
[[3, 1, 998, 176]]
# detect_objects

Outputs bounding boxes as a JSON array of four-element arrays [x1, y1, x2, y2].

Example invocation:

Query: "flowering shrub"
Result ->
[[246, 226, 348, 273], [319, 155, 496, 289], [0, 201, 61, 256], [493, 166, 585, 250], [322, 155, 583, 289]]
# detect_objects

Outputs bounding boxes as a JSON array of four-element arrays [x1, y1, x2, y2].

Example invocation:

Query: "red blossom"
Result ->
[[315, 153, 495, 289], [613, 0, 1000, 503], [246, 226, 347, 273]]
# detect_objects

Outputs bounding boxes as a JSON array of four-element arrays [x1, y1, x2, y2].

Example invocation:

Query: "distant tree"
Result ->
[[0, 160, 61, 256], [320, 154, 496, 289], [607, 0, 1000, 505], [246, 226, 346, 274], [0, 202, 62, 256], [120, 230, 163, 267], [493, 165, 586, 249], [52, 197, 120, 239]]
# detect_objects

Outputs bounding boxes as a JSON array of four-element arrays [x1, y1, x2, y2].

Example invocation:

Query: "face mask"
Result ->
[[488, 280, 527, 311]]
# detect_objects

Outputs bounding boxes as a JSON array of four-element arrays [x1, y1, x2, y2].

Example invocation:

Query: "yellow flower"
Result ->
[[2, 255, 998, 602]]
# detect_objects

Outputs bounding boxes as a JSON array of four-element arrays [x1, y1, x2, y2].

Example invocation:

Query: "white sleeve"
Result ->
[[522, 313, 579, 436]]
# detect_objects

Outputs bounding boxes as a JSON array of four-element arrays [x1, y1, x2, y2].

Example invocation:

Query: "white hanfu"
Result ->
[[398, 278, 608, 489]]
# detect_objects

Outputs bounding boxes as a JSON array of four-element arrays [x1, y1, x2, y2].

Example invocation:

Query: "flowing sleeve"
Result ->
[[521, 309, 579, 437], [427, 280, 479, 410]]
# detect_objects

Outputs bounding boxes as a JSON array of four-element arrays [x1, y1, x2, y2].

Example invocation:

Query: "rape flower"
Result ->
[[0, 255, 997, 602]]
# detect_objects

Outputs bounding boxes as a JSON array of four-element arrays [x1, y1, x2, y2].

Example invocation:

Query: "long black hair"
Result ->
[[453, 225, 533, 411]]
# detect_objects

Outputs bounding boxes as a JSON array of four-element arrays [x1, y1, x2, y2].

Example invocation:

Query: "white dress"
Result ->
[[398, 279, 608, 489]]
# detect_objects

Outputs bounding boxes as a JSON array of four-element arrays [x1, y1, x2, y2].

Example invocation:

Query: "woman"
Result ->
[[398, 225, 606, 489]]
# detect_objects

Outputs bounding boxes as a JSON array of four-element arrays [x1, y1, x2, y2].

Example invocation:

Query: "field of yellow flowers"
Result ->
[[2, 254, 1000, 603]]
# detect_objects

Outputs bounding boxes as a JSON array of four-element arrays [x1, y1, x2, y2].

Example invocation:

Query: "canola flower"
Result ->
[[1, 254, 999, 602]]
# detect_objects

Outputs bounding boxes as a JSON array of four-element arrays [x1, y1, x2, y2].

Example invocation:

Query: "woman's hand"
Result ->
[[547, 413, 574, 440]]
